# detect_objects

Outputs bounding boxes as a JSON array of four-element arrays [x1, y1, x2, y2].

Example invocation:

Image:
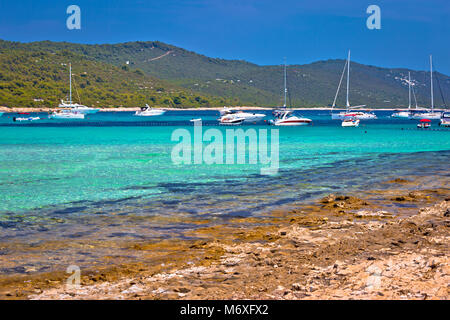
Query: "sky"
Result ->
[[0, 0, 449, 73]]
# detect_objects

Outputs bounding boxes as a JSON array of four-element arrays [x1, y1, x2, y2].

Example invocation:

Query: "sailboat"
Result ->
[[271, 60, 312, 126], [331, 51, 377, 120], [391, 72, 415, 118], [54, 63, 99, 115], [411, 55, 442, 120]]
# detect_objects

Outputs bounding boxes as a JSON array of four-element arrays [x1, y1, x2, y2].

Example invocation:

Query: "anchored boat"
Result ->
[[330, 51, 376, 120], [135, 104, 166, 116]]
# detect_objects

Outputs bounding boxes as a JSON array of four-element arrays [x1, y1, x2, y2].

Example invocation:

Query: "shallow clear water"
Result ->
[[0, 110, 449, 244]]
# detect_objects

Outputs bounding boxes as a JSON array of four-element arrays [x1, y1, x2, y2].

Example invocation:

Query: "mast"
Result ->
[[408, 71, 411, 110], [69, 63, 72, 104], [430, 55, 434, 112], [346, 50, 350, 110], [332, 59, 348, 109], [283, 58, 287, 108]]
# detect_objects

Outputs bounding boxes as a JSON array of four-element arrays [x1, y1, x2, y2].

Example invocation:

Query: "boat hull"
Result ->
[[410, 112, 442, 120], [135, 110, 166, 116]]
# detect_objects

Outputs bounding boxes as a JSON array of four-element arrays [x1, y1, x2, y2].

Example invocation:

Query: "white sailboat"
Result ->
[[411, 55, 442, 120], [391, 72, 415, 118], [55, 63, 99, 114], [135, 104, 166, 116], [331, 51, 377, 120], [271, 60, 312, 126]]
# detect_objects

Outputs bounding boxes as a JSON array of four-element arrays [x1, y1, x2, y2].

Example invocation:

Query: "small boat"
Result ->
[[135, 104, 166, 116], [219, 115, 245, 125], [57, 63, 99, 114], [190, 118, 202, 123], [271, 110, 312, 126], [49, 109, 85, 119], [341, 117, 360, 127], [13, 116, 40, 122], [330, 50, 376, 120], [439, 112, 450, 127], [417, 119, 431, 129], [219, 107, 265, 122]]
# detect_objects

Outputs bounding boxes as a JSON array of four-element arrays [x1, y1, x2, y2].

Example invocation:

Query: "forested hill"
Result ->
[[1, 39, 449, 108]]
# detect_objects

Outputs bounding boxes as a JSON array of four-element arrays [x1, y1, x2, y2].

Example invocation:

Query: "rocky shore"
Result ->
[[1, 181, 447, 300]]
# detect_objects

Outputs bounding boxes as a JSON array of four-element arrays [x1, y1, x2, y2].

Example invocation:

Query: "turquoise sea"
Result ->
[[0, 110, 449, 274]]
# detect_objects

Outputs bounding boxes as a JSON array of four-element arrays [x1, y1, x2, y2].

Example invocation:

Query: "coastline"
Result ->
[[1, 177, 448, 300], [0, 106, 440, 113]]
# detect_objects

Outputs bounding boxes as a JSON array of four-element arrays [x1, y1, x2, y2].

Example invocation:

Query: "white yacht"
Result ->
[[219, 114, 245, 125], [411, 55, 442, 120], [271, 110, 312, 126], [57, 63, 99, 114], [330, 50, 377, 120], [392, 72, 416, 118], [49, 109, 85, 119], [219, 107, 265, 123], [135, 104, 166, 116]]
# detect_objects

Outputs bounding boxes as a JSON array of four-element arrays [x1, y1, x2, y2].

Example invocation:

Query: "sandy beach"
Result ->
[[0, 177, 448, 300]]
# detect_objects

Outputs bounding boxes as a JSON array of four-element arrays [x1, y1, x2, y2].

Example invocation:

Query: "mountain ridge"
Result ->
[[0, 39, 449, 108]]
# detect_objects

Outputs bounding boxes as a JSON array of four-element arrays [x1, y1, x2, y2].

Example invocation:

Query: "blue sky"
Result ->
[[0, 0, 449, 73]]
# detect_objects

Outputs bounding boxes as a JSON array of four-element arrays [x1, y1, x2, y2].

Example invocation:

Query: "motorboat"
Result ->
[[49, 109, 85, 119], [135, 104, 166, 116], [417, 119, 431, 129], [330, 50, 376, 120], [271, 110, 312, 126], [219, 107, 265, 122], [411, 55, 442, 120], [341, 117, 360, 127], [13, 116, 40, 122], [439, 112, 450, 127], [219, 115, 245, 125], [57, 63, 99, 114], [190, 118, 202, 123]]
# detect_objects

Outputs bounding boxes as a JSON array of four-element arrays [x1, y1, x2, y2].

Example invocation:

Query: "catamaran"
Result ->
[[392, 72, 416, 118], [411, 55, 442, 120], [271, 60, 312, 126], [135, 104, 166, 116], [218, 107, 265, 123], [331, 51, 376, 120], [56, 63, 99, 114]]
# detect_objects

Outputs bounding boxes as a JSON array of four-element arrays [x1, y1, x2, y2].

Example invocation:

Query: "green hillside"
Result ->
[[0, 46, 234, 108], [1, 39, 449, 108]]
